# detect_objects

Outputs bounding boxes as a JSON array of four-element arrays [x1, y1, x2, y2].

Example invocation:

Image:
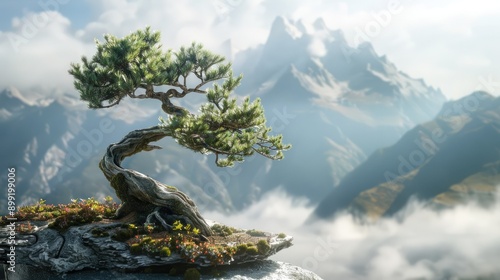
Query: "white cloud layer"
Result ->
[[1, 1, 500, 101], [0, 10, 91, 100], [206, 189, 500, 280]]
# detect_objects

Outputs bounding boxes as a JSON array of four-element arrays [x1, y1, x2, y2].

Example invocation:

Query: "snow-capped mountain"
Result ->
[[229, 16, 446, 202], [237, 17, 444, 126], [0, 16, 447, 213]]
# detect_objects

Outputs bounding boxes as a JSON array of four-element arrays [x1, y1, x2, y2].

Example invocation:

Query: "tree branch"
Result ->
[[128, 92, 149, 99], [99, 98, 122, 108], [252, 147, 277, 160]]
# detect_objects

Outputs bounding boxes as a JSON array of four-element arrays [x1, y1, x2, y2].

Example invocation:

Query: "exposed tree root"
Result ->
[[99, 126, 213, 236]]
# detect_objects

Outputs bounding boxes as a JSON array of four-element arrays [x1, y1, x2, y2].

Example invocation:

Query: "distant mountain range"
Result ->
[[231, 17, 446, 202], [0, 16, 447, 214], [313, 91, 500, 220]]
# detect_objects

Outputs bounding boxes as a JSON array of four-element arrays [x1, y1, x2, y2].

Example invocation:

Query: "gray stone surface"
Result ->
[[0, 221, 298, 277], [3, 261, 323, 280]]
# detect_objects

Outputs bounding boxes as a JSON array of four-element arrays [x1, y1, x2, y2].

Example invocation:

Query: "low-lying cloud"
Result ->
[[205, 189, 500, 279]]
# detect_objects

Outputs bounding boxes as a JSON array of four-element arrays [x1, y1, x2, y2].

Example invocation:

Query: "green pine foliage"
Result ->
[[160, 79, 290, 166], [69, 27, 290, 167], [69, 27, 232, 109]]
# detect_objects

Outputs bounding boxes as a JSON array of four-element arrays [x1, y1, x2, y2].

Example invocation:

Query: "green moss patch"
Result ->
[[0, 197, 119, 232]]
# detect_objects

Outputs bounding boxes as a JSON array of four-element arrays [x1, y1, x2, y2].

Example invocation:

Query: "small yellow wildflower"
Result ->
[[173, 220, 183, 231]]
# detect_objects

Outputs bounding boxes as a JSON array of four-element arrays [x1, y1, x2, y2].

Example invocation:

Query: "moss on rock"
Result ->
[[257, 239, 271, 254]]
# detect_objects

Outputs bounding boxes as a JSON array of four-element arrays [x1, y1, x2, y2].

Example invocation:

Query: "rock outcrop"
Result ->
[[0, 220, 313, 279], [3, 260, 323, 280]]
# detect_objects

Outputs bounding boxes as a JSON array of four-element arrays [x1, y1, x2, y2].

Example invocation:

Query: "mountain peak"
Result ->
[[0, 87, 34, 112], [270, 16, 303, 40], [358, 41, 378, 56], [269, 17, 349, 46], [313, 18, 328, 31], [0, 87, 58, 108], [466, 90, 494, 101], [253, 16, 308, 82], [311, 18, 348, 44], [240, 15, 446, 127], [437, 91, 497, 118], [2, 87, 34, 106]]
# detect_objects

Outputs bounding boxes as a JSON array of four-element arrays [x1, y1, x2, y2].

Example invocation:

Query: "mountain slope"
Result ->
[[313, 91, 500, 219]]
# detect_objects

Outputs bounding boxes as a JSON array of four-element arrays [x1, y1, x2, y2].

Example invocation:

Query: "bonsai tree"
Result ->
[[68, 27, 290, 236]]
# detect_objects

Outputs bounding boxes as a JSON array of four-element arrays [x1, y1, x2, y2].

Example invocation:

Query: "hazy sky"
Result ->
[[1, 0, 499, 101]]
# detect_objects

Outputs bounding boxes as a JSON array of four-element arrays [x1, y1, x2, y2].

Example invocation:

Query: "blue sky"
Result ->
[[0, 0, 92, 30], [1, 0, 499, 101]]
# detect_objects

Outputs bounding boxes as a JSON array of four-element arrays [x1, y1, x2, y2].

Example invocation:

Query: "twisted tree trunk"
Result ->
[[99, 126, 213, 236]]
